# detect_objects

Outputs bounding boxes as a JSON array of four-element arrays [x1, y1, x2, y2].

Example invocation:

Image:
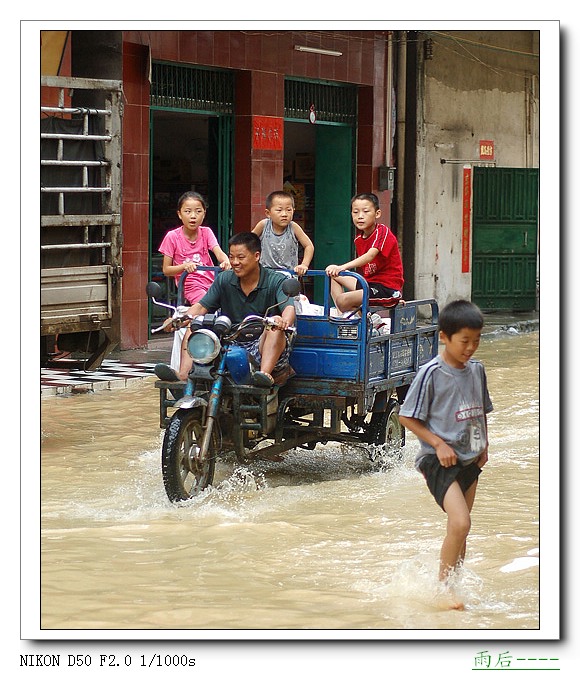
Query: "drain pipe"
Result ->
[[385, 31, 394, 168], [396, 31, 407, 249]]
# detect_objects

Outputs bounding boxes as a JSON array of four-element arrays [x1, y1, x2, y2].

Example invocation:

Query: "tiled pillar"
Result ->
[[233, 70, 285, 233], [120, 42, 150, 349], [357, 77, 392, 227]]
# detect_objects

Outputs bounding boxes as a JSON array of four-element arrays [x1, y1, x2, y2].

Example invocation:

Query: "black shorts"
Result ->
[[355, 281, 401, 299], [418, 456, 481, 511]]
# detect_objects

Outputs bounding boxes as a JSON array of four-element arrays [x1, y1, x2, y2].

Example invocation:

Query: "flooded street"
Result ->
[[38, 331, 540, 635]]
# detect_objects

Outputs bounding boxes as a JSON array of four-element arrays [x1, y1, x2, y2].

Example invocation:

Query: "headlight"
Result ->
[[187, 329, 221, 364]]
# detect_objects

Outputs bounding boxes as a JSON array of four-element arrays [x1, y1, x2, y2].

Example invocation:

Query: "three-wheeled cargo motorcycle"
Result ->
[[147, 269, 439, 502]]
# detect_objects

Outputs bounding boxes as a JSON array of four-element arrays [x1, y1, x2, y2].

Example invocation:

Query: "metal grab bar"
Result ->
[[41, 242, 112, 251], [41, 160, 110, 167], [41, 186, 112, 193], [41, 106, 111, 116], [41, 133, 112, 142]]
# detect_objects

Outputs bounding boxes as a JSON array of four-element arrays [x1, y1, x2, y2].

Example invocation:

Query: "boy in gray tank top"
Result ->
[[400, 299, 493, 610], [252, 190, 314, 275]]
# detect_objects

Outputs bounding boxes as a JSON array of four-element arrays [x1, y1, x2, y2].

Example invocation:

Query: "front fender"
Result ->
[[174, 395, 209, 410]]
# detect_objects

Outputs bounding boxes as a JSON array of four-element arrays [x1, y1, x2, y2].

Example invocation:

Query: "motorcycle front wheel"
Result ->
[[161, 409, 218, 501]]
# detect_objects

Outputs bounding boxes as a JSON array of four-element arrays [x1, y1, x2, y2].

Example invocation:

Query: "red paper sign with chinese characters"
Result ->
[[461, 166, 472, 273], [252, 116, 283, 150], [479, 140, 494, 160]]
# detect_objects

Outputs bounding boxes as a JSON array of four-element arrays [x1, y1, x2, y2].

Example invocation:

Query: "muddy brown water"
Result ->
[[38, 331, 540, 635]]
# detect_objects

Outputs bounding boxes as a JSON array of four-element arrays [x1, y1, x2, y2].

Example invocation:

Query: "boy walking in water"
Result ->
[[325, 192, 403, 313], [252, 190, 314, 275], [399, 300, 493, 609]]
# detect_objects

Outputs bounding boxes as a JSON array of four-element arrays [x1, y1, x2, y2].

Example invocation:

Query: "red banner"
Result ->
[[252, 116, 283, 150], [461, 166, 472, 273]]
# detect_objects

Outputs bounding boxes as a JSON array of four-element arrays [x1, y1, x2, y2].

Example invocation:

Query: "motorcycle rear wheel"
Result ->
[[161, 409, 217, 501], [366, 398, 405, 465], [366, 399, 403, 445]]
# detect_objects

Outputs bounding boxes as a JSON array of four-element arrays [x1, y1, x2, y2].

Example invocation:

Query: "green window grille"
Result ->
[[285, 79, 357, 124], [150, 62, 234, 113]]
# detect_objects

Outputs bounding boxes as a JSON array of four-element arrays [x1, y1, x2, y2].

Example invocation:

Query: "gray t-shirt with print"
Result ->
[[259, 218, 299, 270], [400, 354, 493, 469]]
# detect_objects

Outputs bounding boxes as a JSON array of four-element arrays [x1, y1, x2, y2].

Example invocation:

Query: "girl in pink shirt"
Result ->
[[159, 191, 230, 304]]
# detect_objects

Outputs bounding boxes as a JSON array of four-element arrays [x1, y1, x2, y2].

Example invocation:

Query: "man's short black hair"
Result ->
[[229, 231, 262, 254], [439, 299, 484, 338]]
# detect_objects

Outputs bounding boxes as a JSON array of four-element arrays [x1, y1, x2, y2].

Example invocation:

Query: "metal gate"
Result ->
[[471, 167, 539, 311], [41, 76, 123, 368], [284, 78, 357, 124], [151, 62, 234, 114]]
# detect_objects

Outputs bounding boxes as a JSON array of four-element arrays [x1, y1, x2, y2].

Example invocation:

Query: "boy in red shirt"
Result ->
[[325, 193, 404, 313]]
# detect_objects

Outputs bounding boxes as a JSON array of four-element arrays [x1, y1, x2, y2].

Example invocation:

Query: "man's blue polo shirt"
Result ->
[[198, 265, 294, 323]]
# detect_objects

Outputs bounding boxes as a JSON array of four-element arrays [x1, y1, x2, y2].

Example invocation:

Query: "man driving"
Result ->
[[154, 231, 296, 387]]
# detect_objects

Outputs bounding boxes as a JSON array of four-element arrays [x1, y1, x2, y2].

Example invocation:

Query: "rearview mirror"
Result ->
[[282, 277, 301, 298], [146, 281, 163, 298]]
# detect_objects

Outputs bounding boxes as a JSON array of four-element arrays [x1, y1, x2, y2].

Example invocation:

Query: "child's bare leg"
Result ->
[[441, 482, 472, 578], [457, 480, 478, 566], [330, 276, 354, 312], [329, 277, 342, 309], [330, 276, 362, 313], [337, 289, 363, 313], [438, 481, 473, 609], [178, 329, 193, 381]]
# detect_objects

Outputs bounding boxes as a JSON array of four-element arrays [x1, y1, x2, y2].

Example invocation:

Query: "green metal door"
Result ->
[[472, 167, 538, 311], [314, 124, 354, 279], [284, 77, 357, 301], [208, 115, 234, 246]]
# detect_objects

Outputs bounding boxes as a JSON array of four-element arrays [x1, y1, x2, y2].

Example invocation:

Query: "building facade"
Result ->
[[40, 28, 540, 354], [405, 30, 539, 311]]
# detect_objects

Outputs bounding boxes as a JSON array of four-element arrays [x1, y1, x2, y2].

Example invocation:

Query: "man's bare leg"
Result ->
[[258, 328, 286, 377]]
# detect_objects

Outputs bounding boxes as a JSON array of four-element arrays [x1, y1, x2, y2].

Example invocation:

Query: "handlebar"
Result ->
[[151, 310, 296, 338], [176, 266, 221, 306], [150, 304, 193, 334], [226, 314, 296, 342], [149, 267, 300, 335]]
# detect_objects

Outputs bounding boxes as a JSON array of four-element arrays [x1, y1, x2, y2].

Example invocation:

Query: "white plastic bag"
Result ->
[[296, 294, 324, 316], [170, 327, 187, 371]]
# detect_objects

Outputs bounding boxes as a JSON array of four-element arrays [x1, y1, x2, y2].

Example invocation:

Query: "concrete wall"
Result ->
[[412, 30, 539, 306]]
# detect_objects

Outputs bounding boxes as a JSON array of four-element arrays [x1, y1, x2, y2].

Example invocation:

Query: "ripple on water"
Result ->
[[39, 334, 541, 631]]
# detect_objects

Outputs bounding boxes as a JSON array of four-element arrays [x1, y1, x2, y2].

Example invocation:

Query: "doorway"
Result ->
[[148, 62, 234, 333], [148, 110, 233, 331], [284, 78, 357, 303], [283, 121, 354, 302]]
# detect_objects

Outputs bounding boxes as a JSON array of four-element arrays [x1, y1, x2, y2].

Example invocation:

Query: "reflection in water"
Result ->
[[40, 332, 539, 632]]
